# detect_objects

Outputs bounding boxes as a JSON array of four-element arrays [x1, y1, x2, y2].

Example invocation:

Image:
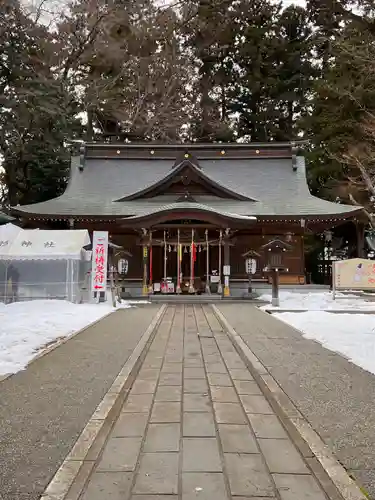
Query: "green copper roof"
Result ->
[[11, 149, 361, 219], [0, 211, 15, 224]]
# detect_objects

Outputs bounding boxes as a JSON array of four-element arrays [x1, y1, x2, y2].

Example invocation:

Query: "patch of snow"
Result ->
[[0, 299, 140, 376], [275, 311, 375, 376], [257, 290, 375, 375], [258, 291, 375, 311]]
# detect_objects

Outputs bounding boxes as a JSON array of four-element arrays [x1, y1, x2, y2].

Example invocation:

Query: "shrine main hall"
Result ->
[[12, 142, 363, 297]]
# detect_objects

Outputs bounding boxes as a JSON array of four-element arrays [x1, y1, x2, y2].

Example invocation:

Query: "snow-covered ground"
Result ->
[[275, 311, 375, 375], [258, 290, 375, 311], [258, 291, 375, 376], [0, 299, 146, 376]]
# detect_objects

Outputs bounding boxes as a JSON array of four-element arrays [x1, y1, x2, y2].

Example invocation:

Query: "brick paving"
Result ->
[[78, 304, 329, 500]]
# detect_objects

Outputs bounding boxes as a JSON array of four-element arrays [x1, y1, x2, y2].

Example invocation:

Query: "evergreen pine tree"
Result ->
[[0, 0, 80, 206], [229, 0, 279, 141], [271, 5, 316, 140], [305, 2, 375, 213], [181, 0, 236, 142]]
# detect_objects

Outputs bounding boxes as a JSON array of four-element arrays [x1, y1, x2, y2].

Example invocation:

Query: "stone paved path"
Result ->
[[0, 304, 160, 500], [217, 303, 375, 500], [79, 304, 329, 500]]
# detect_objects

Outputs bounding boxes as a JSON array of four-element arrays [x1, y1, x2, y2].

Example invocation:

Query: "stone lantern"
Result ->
[[261, 239, 292, 307]]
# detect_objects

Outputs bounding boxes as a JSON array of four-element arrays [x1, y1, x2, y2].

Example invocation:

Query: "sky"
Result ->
[[24, 0, 307, 18]]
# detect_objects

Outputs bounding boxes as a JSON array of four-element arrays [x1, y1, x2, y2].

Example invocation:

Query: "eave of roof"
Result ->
[[11, 201, 362, 222], [0, 211, 15, 225]]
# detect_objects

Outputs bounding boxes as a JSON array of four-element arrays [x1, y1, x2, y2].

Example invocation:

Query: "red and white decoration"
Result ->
[[91, 231, 109, 296]]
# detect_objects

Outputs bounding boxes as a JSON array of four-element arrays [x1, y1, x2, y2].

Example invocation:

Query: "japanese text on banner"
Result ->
[[91, 231, 109, 292]]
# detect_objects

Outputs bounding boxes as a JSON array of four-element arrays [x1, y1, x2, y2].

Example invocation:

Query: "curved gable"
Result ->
[[115, 159, 256, 202], [120, 202, 257, 227]]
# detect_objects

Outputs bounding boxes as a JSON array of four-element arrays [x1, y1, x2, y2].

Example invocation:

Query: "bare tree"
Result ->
[[56, 0, 193, 142], [21, 0, 69, 26], [318, 30, 375, 227], [333, 114, 375, 226]]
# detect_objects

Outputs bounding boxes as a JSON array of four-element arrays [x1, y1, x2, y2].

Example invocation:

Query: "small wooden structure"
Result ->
[[261, 239, 292, 306]]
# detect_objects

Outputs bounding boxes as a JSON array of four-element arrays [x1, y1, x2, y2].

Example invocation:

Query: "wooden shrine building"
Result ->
[[11, 142, 364, 296]]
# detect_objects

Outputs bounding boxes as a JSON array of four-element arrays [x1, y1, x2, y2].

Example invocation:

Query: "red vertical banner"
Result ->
[[149, 231, 153, 290], [177, 228, 181, 292], [91, 231, 109, 296], [191, 242, 196, 262], [191, 229, 195, 284]]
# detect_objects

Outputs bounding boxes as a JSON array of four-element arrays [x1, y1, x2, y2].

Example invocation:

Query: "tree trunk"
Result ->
[[86, 108, 94, 142]]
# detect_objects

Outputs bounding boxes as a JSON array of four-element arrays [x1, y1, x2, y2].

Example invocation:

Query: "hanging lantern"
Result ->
[[199, 245, 202, 252], [184, 246, 188, 253], [173, 245, 177, 252], [168, 245, 171, 252]]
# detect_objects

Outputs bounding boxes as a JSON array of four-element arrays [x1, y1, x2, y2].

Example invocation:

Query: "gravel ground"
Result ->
[[0, 304, 160, 500], [217, 303, 375, 500]]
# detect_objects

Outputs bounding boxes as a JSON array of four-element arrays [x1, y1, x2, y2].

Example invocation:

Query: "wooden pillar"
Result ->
[[177, 228, 181, 294], [148, 231, 153, 293], [163, 230, 167, 289], [300, 218, 306, 282], [205, 229, 210, 294], [356, 222, 366, 258], [142, 229, 148, 296], [301, 234, 306, 279], [223, 229, 231, 297], [189, 228, 195, 294], [218, 230, 223, 294]]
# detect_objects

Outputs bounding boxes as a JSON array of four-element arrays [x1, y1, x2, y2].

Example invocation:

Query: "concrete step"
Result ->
[[148, 295, 264, 304], [150, 294, 222, 303]]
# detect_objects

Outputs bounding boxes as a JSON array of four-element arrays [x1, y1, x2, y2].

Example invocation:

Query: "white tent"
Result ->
[[0, 223, 24, 243], [0, 229, 91, 303], [0, 229, 90, 260]]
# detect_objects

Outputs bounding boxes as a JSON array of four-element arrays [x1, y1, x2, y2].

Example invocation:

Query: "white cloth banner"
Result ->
[[0, 227, 90, 260], [91, 231, 109, 293]]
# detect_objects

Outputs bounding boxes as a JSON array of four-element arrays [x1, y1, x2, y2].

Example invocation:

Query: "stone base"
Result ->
[[271, 297, 280, 307]]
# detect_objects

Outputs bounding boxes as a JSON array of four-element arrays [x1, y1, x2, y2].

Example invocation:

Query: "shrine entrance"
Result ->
[[119, 209, 246, 297], [146, 227, 224, 295]]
